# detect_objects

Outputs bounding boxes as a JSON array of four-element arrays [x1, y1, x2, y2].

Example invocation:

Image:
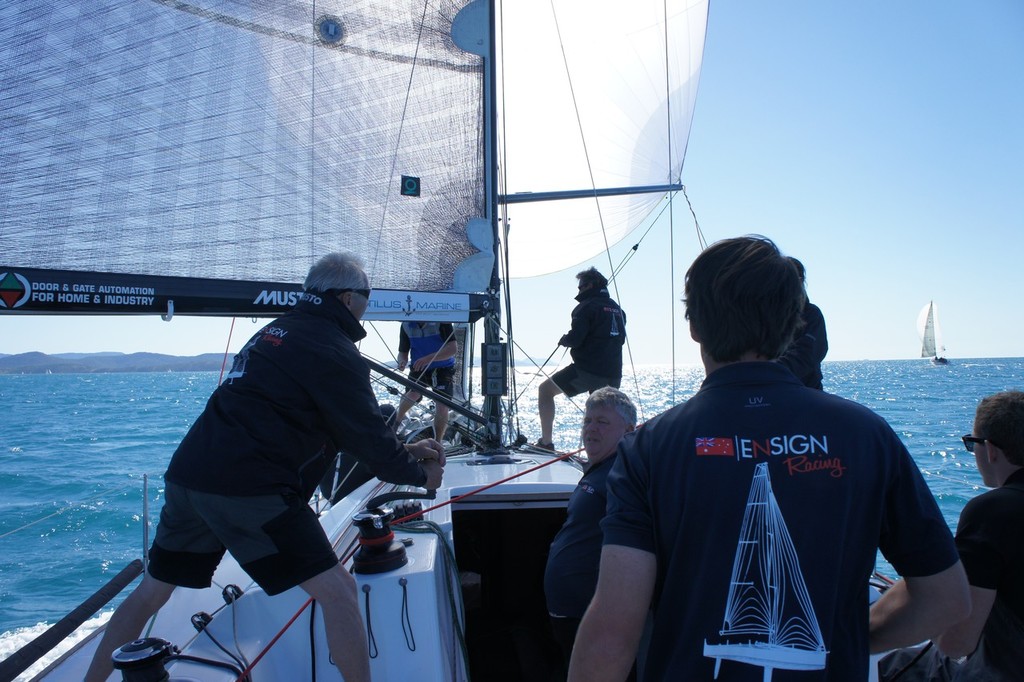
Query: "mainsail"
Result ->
[[1, 0, 706, 320], [1, 0, 489, 318], [704, 463, 827, 681]]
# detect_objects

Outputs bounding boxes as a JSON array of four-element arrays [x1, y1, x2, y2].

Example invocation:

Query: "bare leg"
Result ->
[[301, 565, 371, 682], [538, 378, 562, 445], [433, 403, 450, 441], [84, 575, 176, 682], [394, 390, 421, 431]]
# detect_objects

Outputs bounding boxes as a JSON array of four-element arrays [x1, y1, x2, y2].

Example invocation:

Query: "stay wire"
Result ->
[[0, 484, 135, 540], [546, 0, 615, 284], [682, 185, 708, 251]]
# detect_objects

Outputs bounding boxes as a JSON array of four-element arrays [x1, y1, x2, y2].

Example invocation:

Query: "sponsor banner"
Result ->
[[363, 290, 473, 322], [1, 269, 488, 321], [0, 267, 301, 316]]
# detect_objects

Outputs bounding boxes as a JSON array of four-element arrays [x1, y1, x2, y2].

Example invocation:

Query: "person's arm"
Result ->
[[567, 545, 655, 682], [559, 304, 591, 348], [317, 345, 428, 487], [868, 561, 971, 653], [412, 327, 458, 372], [935, 584, 996, 658]]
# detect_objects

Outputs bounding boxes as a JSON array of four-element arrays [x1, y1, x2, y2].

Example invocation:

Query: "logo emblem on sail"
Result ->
[[703, 462, 827, 680]]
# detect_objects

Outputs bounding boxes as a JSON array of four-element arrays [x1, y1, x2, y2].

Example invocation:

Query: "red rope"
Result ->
[[235, 447, 582, 679], [393, 448, 581, 524], [234, 596, 313, 681]]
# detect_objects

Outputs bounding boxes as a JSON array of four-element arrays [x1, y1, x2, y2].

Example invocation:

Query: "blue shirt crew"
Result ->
[[399, 322, 456, 370]]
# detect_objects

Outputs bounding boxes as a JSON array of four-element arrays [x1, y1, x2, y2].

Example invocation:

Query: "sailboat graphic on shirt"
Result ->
[[703, 463, 827, 681]]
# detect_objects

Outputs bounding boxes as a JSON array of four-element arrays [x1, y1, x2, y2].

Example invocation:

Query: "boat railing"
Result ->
[[0, 559, 143, 681]]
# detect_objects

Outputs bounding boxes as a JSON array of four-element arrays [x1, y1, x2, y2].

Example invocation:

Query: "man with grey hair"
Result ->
[[544, 386, 637, 678], [86, 252, 444, 682]]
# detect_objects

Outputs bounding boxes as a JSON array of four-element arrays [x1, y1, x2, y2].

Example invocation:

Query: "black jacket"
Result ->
[[559, 286, 626, 379], [165, 291, 426, 498], [777, 301, 829, 390]]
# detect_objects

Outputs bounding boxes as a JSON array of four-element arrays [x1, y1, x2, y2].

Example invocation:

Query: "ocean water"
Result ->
[[2, 358, 1023, 673]]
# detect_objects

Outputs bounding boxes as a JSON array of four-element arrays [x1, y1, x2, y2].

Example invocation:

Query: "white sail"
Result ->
[[0, 0, 487, 294], [499, 0, 707, 278], [704, 463, 827, 681], [917, 301, 947, 361]]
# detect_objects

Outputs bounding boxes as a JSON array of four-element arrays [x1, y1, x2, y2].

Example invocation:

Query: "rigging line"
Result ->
[[217, 317, 237, 386], [0, 484, 135, 540], [682, 185, 707, 250], [660, 0, 678, 404], [369, 0, 432, 276], [545, 0, 616, 286], [393, 448, 584, 525], [608, 191, 677, 282], [366, 320, 401, 366], [509, 342, 567, 408]]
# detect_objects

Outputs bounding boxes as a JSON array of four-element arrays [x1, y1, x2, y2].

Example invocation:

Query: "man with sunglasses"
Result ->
[[882, 391, 1024, 681], [86, 252, 445, 682]]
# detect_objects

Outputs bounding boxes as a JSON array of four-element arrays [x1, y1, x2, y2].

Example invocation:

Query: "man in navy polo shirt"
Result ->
[[568, 236, 969, 682], [544, 387, 637, 677]]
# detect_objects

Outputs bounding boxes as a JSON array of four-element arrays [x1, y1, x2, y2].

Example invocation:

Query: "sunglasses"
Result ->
[[961, 435, 987, 453]]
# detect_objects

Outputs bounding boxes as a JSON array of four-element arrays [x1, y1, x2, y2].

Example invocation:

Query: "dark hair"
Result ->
[[974, 391, 1024, 466], [788, 257, 806, 282], [684, 235, 805, 363], [576, 267, 608, 289]]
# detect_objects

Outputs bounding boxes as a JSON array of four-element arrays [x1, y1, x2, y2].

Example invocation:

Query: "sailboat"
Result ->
[[703, 463, 828, 682], [0, 0, 707, 679], [917, 301, 949, 365]]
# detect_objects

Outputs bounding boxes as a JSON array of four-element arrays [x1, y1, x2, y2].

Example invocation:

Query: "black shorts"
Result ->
[[407, 364, 455, 399], [148, 482, 338, 596], [550, 364, 620, 398]]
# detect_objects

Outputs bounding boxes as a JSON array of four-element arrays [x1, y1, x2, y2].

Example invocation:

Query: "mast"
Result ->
[[482, 0, 505, 448], [452, 0, 505, 449]]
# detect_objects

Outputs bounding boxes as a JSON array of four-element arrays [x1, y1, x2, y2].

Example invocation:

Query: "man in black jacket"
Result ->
[[536, 267, 626, 451], [777, 257, 828, 390], [86, 252, 444, 682]]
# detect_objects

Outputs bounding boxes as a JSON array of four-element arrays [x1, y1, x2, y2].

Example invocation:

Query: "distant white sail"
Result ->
[[917, 301, 947, 360], [704, 463, 827, 681]]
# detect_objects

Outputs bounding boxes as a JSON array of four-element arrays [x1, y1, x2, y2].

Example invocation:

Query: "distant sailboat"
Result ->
[[917, 301, 949, 364], [704, 463, 827, 682]]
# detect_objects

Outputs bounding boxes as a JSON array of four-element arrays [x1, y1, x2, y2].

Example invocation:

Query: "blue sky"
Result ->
[[3, 1, 1022, 367]]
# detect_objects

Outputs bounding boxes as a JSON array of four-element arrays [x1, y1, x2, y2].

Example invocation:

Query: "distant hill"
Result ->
[[0, 352, 226, 374]]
